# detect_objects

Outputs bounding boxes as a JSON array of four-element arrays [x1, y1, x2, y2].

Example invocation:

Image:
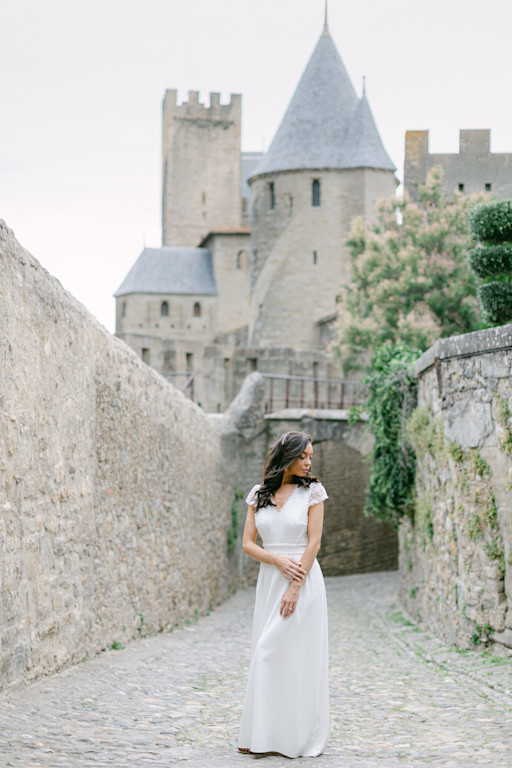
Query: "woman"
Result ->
[[238, 431, 329, 758]]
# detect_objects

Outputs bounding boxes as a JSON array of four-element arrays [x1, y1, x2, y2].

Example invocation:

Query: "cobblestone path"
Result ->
[[1, 572, 512, 768]]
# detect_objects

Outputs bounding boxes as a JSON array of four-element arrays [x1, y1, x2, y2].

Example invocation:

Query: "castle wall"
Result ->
[[404, 129, 512, 201], [399, 325, 512, 650], [204, 232, 251, 337], [116, 292, 217, 346], [162, 90, 242, 247], [248, 168, 396, 349], [0, 220, 237, 690]]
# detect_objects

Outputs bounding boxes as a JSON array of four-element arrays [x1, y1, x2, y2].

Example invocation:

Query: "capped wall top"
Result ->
[[114, 247, 217, 298], [250, 30, 394, 178]]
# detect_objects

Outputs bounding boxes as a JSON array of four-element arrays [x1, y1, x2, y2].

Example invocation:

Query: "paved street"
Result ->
[[1, 571, 511, 768]]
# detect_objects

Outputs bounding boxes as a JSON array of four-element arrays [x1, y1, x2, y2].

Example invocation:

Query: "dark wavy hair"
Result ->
[[253, 431, 320, 511]]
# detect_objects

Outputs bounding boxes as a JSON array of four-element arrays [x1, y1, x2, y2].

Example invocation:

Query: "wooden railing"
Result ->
[[160, 371, 196, 400], [260, 374, 364, 413]]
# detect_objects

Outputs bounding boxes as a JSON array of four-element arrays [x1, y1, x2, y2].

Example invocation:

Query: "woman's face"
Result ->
[[288, 442, 313, 477]]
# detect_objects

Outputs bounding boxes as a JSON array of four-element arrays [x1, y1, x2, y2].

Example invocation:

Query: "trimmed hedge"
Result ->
[[467, 199, 512, 326], [468, 200, 512, 244], [467, 243, 512, 279], [478, 282, 512, 325]]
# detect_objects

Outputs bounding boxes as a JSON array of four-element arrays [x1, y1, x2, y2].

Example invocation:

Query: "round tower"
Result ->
[[247, 23, 397, 350]]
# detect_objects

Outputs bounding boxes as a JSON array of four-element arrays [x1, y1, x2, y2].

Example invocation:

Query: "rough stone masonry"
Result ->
[[400, 325, 512, 652], [0, 219, 237, 690]]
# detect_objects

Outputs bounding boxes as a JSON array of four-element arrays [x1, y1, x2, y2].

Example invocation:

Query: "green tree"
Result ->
[[467, 199, 512, 325], [335, 167, 486, 372]]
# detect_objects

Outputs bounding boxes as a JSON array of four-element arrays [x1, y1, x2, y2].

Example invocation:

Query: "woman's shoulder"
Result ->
[[246, 484, 261, 506], [308, 480, 328, 505]]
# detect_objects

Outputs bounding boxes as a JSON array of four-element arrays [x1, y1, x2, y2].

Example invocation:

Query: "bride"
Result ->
[[238, 431, 329, 758]]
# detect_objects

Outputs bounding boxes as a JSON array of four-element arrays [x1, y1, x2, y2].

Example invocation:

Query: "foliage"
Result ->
[[467, 244, 512, 279], [477, 282, 512, 325], [467, 199, 512, 325], [406, 406, 443, 460], [360, 342, 420, 528], [467, 199, 512, 243], [334, 167, 486, 371]]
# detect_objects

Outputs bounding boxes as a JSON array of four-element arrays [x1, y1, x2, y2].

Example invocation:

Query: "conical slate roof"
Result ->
[[251, 29, 394, 177], [342, 92, 395, 170]]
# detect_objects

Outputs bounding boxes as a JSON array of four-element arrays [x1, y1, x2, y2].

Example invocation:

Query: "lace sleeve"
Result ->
[[246, 484, 260, 506], [309, 482, 328, 506]]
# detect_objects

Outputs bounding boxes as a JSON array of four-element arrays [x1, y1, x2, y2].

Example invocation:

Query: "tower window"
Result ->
[[121, 301, 126, 318], [312, 179, 321, 206], [485, 183, 492, 191], [237, 250, 248, 269], [202, 192, 206, 204], [161, 300, 169, 317], [141, 348, 150, 364], [313, 251, 318, 265], [458, 183, 464, 192], [193, 301, 201, 317], [269, 182, 275, 210]]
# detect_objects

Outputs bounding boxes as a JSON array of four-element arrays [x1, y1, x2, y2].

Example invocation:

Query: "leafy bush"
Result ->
[[467, 244, 512, 279], [468, 200, 512, 243], [478, 281, 512, 324], [467, 199, 512, 325], [360, 342, 420, 528]]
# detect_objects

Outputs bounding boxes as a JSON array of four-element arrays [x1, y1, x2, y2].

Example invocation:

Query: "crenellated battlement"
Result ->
[[404, 128, 512, 201], [163, 88, 241, 120]]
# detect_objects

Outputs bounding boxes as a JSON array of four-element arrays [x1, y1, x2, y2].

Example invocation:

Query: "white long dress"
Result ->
[[238, 481, 329, 758]]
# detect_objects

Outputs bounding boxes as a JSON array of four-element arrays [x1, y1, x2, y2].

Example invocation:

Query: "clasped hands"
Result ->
[[275, 555, 306, 584], [275, 556, 306, 619]]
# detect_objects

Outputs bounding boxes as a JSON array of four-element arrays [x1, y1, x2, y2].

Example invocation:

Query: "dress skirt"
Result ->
[[238, 545, 329, 758]]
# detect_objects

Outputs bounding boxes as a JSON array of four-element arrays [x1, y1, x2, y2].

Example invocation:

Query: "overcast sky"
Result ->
[[2, 0, 511, 333]]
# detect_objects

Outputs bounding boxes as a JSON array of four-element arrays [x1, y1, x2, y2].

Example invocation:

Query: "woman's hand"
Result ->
[[273, 555, 306, 583], [280, 583, 300, 618]]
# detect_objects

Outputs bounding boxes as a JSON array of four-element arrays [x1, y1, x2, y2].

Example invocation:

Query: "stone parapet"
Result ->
[[400, 323, 512, 651], [0, 220, 237, 690]]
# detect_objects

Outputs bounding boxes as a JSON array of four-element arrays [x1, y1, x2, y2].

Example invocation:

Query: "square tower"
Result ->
[[162, 90, 242, 247]]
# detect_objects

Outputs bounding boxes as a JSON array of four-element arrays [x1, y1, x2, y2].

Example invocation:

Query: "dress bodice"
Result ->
[[246, 482, 328, 553]]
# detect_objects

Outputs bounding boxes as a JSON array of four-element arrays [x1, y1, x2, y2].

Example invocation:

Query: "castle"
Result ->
[[114, 16, 397, 411]]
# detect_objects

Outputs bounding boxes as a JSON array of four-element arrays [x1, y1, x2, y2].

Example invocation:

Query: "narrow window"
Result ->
[[163, 351, 176, 371], [193, 301, 201, 317], [313, 251, 317, 265], [186, 353, 194, 372], [141, 348, 150, 364], [458, 183, 464, 192], [161, 300, 169, 317], [485, 183, 492, 191], [237, 250, 247, 269], [202, 191, 206, 204], [312, 179, 321, 206], [247, 358, 258, 373], [269, 182, 275, 210], [121, 301, 126, 318]]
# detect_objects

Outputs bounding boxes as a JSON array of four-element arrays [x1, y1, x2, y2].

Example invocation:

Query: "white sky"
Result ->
[[2, 0, 511, 333]]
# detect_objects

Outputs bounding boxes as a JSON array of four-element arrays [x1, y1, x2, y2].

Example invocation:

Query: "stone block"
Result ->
[[444, 397, 494, 447]]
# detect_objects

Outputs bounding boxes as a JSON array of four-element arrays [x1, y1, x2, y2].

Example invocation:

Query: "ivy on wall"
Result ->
[[350, 342, 419, 528]]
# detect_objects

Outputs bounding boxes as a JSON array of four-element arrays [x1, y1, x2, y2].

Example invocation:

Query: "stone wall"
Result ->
[[248, 167, 396, 349], [399, 325, 512, 651], [0, 220, 237, 690]]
